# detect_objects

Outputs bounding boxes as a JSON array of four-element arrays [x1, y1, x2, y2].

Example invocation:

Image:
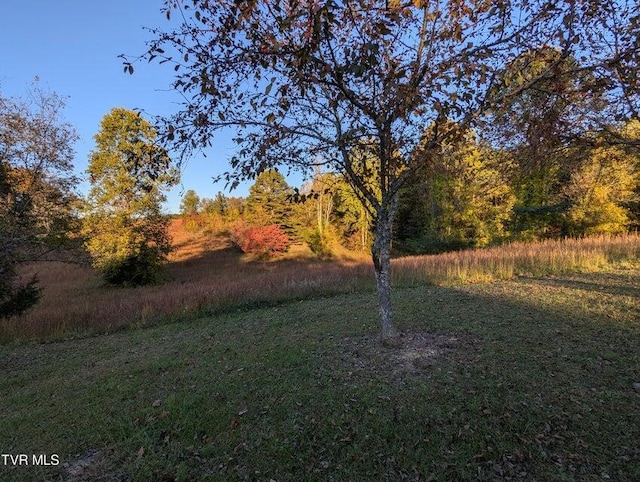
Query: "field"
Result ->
[[1, 223, 639, 480], [4, 222, 640, 343]]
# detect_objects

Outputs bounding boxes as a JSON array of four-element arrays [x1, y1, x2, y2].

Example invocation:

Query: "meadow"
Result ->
[[1, 224, 639, 480], [3, 221, 640, 343]]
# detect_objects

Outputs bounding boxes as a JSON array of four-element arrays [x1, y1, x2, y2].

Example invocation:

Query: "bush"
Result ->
[[230, 222, 290, 257], [305, 227, 335, 257], [100, 244, 164, 287], [182, 215, 204, 232], [0, 273, 41, 319]]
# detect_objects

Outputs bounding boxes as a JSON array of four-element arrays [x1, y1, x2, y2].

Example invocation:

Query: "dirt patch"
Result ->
[[60, 449, 126, 482], [333, 331, 466, 380]]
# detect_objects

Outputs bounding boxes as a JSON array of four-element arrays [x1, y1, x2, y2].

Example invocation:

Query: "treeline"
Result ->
[[180, 123, 640, 256]]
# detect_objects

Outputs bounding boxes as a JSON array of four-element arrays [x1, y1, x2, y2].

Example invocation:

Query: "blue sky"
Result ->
[[0, 1, 263, 213]]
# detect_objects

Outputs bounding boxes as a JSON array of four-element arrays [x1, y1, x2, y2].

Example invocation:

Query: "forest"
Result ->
[[177, 124, 640, 259]]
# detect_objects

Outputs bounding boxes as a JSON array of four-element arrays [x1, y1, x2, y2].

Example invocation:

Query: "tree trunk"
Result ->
[[371, 200, 399, 342]]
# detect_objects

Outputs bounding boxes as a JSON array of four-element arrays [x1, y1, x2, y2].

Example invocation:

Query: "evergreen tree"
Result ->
[[245, 170, 294, 228], [82, 108, 178, 286]]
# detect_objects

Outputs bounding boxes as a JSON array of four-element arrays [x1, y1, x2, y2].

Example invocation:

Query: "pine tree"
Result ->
[[245, 170, 294, 229]]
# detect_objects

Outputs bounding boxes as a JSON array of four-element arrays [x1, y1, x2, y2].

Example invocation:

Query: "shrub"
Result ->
[[0, 273, 41, 319], [182, 215, 204, 232], [230, 222, 290, 257], [100, 244, 164, 287], [305, 227, 337, 257]]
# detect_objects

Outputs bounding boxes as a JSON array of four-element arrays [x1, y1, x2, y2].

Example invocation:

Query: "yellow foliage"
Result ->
[[564, 144, 638, 235], [434, 140, 516, 247]]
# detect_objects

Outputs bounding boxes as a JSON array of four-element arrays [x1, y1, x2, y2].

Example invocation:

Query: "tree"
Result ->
[[201, 192, 233, 217], [299, 170, 341, 255], [486, 47, 605, 239], [129, 0, 639, 341], [563, 143, 639, 235], [179, 189, 201, 216], [396, 132, 515, 252], [82, 108, 178, 286], [430, 136, 516, 248], [245, 169, 294, 227], [1, 83, 78, 318]]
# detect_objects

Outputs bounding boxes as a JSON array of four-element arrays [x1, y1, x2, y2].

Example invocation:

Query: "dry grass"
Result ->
[[2, 221, 372, 342], [394, 233, 640, 286], [3, 223, 639, 342]]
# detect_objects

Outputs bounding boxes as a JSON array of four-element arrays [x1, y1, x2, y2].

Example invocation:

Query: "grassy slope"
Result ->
[[1, 266, 639, 481]]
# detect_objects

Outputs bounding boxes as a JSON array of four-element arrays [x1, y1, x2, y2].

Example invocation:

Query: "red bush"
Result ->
[[230, 223, 290, 256]]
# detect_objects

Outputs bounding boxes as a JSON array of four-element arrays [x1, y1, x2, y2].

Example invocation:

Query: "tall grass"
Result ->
[[2, 223, 373, 342], [3, 226, 639, 342], [393, 233, 640, 286]]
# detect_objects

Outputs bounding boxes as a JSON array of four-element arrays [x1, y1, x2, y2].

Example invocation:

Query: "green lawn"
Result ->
[[1, 266, 639, 481]]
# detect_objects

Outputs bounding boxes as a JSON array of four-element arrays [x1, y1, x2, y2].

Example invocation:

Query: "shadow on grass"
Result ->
[[1, 269, 639, 481], [515, 270, 640, 299]]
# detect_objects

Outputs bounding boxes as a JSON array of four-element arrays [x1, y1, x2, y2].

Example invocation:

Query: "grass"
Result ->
[[1, 264, 639, 481], [2, 224, 640, 480], [4, 221, 640, 343], [394, 233, 640, 286], [3, 223, 373, 342]]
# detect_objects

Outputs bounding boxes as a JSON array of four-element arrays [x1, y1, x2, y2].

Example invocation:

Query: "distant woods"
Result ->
[[181, 122, 640, 257]]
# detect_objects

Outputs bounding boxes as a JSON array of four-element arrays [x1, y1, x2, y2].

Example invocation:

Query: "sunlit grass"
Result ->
[[3, 222, 373, 342], [394, 233, 640, 286]]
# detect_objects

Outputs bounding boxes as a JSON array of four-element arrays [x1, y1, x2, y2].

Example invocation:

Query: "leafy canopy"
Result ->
[[1, 83, 78, 318], [83, 108, 178, 286]]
